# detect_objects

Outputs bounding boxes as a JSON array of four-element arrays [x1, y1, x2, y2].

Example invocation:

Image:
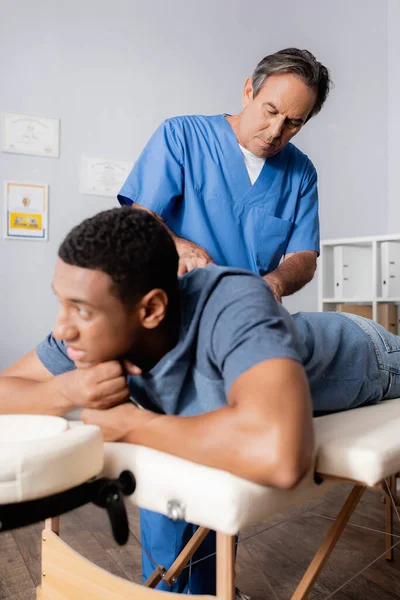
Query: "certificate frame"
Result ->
[[4, 181, 49, 241], [80, 156, 133, 198], [1, 111, 60, 158]]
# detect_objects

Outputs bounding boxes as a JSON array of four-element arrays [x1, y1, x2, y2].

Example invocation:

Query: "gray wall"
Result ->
[[387, 0, 400, 232], [0, 0, 391, 367]]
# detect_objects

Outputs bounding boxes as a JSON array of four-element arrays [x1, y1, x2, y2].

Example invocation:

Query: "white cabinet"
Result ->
[[318, 234, 400, 333]]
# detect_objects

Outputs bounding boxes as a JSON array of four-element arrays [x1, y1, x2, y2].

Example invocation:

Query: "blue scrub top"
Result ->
[[118, 115, 320, 275]]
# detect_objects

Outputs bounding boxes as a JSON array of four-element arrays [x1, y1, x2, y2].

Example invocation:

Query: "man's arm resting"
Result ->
[[263, 251, 317, 301], [0, 350, 73, 415], [131, 202, 214, 275], [0, 351, 130, 415], [98, 358, 314, 489]]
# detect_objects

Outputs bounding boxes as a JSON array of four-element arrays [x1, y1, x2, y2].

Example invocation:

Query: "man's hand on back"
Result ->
[[175, 238, 215, 276], [263, 273, 283, 303]]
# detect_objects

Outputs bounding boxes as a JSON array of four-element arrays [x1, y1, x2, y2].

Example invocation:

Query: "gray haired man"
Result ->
[[119, 48, 331, 301], [117, 48, 331, 595]]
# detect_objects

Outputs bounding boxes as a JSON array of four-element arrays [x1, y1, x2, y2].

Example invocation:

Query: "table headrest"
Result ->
[[0, 414, 68, 443]]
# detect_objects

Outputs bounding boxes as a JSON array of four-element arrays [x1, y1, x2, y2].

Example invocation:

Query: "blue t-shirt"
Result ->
[[37, 266, 382, 415], [118, 115, 320, 276]]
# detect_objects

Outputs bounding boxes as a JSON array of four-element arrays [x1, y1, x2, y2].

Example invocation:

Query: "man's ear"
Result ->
[[243, 77, 254, 107], [137, 289, 168, 330]]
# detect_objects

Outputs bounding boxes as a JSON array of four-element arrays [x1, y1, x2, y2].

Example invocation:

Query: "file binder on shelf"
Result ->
[[333, 245, 372, 299], [381, 241, 400, 298]]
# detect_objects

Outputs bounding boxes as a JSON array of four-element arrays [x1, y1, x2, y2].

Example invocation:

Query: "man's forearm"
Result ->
[[123, 403, 307, 489], [160, 221, 181, 243], [131, 202, 182, 243], [131, 202, 214, 274], [83, 360, 314, 488], [124, 406, 279, 486], [264, 251, 317, 298], [0, 377, 71, 415]]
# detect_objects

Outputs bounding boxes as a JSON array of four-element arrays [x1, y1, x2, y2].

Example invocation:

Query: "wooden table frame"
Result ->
[[36, 473, 399, 600]]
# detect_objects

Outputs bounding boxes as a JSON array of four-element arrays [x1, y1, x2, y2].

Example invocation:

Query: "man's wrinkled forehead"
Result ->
[[256, 73, 316, 118]]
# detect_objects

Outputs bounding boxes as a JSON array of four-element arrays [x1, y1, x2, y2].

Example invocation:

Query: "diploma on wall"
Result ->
[[1, 112, 60, 158], [4, 182, 49, 241], [80, 156, 133, 197]]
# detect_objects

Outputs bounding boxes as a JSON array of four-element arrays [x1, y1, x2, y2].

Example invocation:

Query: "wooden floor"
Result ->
[[2, 483, 400, 599]]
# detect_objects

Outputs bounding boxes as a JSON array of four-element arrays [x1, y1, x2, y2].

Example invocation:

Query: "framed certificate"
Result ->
[[80, 156, 133, 197], [1, 112, 60, 158], [4, 181, 49, 240]]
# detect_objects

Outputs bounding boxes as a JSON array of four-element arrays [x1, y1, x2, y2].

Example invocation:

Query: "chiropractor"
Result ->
[[118, 47, 331, 594]]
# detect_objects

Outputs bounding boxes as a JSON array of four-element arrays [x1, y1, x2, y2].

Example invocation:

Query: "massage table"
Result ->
[[1, 399, 400, 599]]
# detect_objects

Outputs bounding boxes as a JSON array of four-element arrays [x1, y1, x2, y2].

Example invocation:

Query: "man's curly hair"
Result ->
[[59, 207, 179, 307]]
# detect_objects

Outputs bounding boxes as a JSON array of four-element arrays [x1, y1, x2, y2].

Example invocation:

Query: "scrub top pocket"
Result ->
[[242, 205, 292, 275]]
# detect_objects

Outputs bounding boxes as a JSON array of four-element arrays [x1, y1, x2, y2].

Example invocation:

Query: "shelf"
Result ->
[[321, 234, 400, 246], [322, 298, 400, 303], [322, 298, 374, 303]]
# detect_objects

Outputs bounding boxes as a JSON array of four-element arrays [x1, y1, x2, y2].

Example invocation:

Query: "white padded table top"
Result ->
[[102, 398, 400, 535], [2, 399, 400, 537], [315, 399, 400, 485], [0, 415, 103, 504]]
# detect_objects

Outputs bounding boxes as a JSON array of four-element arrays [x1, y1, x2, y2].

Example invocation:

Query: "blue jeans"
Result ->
[[343, 314, 400, 400]]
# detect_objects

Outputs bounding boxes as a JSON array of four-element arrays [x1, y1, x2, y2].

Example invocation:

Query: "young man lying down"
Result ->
[[1, 207, 399, 594]]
